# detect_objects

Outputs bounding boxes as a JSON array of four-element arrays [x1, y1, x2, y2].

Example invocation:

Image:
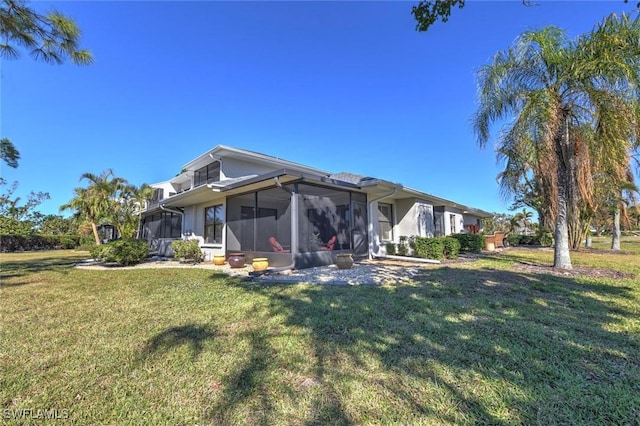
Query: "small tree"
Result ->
[[38, 214, 77, 235], [0, 180, 50, 235]]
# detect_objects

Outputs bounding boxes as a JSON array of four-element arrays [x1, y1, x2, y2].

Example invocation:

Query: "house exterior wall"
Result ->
[[183, 205, 196, 237], [443, 209, 465, 235], [221, 157, 275, 179], [396, 198, 435, 239], [395, 199, 413, 239]]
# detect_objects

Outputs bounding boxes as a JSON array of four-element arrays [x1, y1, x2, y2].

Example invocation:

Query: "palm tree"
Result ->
[[114, 183, 155, 239], [61, 170, 126, 245], [508, 216, 521, 234], [60, 187, 103, 245], [496, 133, 557, 233], [473, 14, 640, 269], [611, 178, 638, 250], [516, 208, 533, 235]]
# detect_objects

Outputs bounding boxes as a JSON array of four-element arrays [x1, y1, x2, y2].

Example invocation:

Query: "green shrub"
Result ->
[[397, 236, 409, 256], [451, 233, 484, 253], [535, 229, 553, 246], [519, 235, 535, 245], [91, 239, 149, 266], [442, 237, 460, 259], [506, 234, 548, 246], [58, 235, 79, 249], [76, 236, 96, 252], [89, 244, 103, 259], [76, 243, 96, 252], [412, 237, 444, 260], [171, 239, 203, 262], [385, 243, 396, 255], [507, 234, 521, 246]]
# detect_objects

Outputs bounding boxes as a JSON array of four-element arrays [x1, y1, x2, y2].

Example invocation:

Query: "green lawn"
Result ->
[[1, 239, 639, 424]]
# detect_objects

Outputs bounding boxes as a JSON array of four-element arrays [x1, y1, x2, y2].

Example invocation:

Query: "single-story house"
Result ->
[[139, 145, 492, 268]]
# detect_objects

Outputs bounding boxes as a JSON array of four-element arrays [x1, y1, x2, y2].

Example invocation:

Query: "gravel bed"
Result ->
[[252, 261, 422, 286], [75, 258, 424, 286]]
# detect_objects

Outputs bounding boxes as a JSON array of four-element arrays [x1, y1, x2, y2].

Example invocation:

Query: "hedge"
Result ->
[[0, 234, 81, 252], [393, 236, 461, 261], [411, 237, 445, 260], [507, 232, 553, 247], [450, 233, 484, 253], [442, 237, 461, 259]]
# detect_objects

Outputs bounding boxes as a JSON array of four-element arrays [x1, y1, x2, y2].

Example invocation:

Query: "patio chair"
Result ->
[[320, 235, 337, 251], [269, 237, 290, 253]]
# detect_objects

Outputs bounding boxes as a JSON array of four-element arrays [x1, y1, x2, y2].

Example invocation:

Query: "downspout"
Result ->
[[367, 187, 397, 259]]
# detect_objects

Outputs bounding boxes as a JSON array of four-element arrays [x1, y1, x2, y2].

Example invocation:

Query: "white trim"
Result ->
[[375, 254, 441, 264]]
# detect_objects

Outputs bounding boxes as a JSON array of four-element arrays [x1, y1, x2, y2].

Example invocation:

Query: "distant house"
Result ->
[[139, 145, 491, 268], [97, 223, 119, 243]]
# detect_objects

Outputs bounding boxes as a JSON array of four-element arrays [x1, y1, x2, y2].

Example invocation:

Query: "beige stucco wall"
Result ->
[[396, 199, 435, 238], [221, 157, 275, 179]]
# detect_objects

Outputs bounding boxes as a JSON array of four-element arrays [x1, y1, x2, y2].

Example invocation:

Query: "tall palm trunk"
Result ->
[[91, 221, 101, 246], [611, 204, 621, 250], [553, 120, 573, 269]]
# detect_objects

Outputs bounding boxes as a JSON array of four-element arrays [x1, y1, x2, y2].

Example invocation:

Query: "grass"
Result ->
[[1, 240, 639, 425]]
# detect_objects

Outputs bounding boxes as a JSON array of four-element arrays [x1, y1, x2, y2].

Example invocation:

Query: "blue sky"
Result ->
[[1, 1, 634, 217]]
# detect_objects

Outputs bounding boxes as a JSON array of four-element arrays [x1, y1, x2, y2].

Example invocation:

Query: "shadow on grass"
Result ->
[[206, 265, 639, 424], [204, 323, 278, 425], [0, 253, 86, 286], [202, 302, 355, 426], [141, 324, 218, 361]]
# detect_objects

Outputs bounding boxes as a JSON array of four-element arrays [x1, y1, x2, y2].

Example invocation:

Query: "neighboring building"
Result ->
[[97, 223, 119, 243], [139, 145, 492, 268]]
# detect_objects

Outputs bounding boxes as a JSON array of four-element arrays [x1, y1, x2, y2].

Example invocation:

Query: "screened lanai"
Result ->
[[225, 182, 368, 268]]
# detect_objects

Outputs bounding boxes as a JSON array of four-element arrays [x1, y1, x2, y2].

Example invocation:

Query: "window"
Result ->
[[205, 204, 224, 244], [194, 162, 220, 187], [147, 188, 164, 207], [378, 203, 393, 241], [152, 188, 164, 201]]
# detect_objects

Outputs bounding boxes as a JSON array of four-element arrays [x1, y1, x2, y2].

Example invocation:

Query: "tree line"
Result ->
[[1, 168, 153, 246]]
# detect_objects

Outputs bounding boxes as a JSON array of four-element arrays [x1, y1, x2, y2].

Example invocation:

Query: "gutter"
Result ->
[[367, 187, 398, 259]]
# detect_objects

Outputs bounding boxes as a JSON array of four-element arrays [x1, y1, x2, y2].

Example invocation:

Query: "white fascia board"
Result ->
[[169, 173, 192, 185], [149, 179, 172, 188], [181, 144, 331, 177], [398, 186, 492, 217]]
